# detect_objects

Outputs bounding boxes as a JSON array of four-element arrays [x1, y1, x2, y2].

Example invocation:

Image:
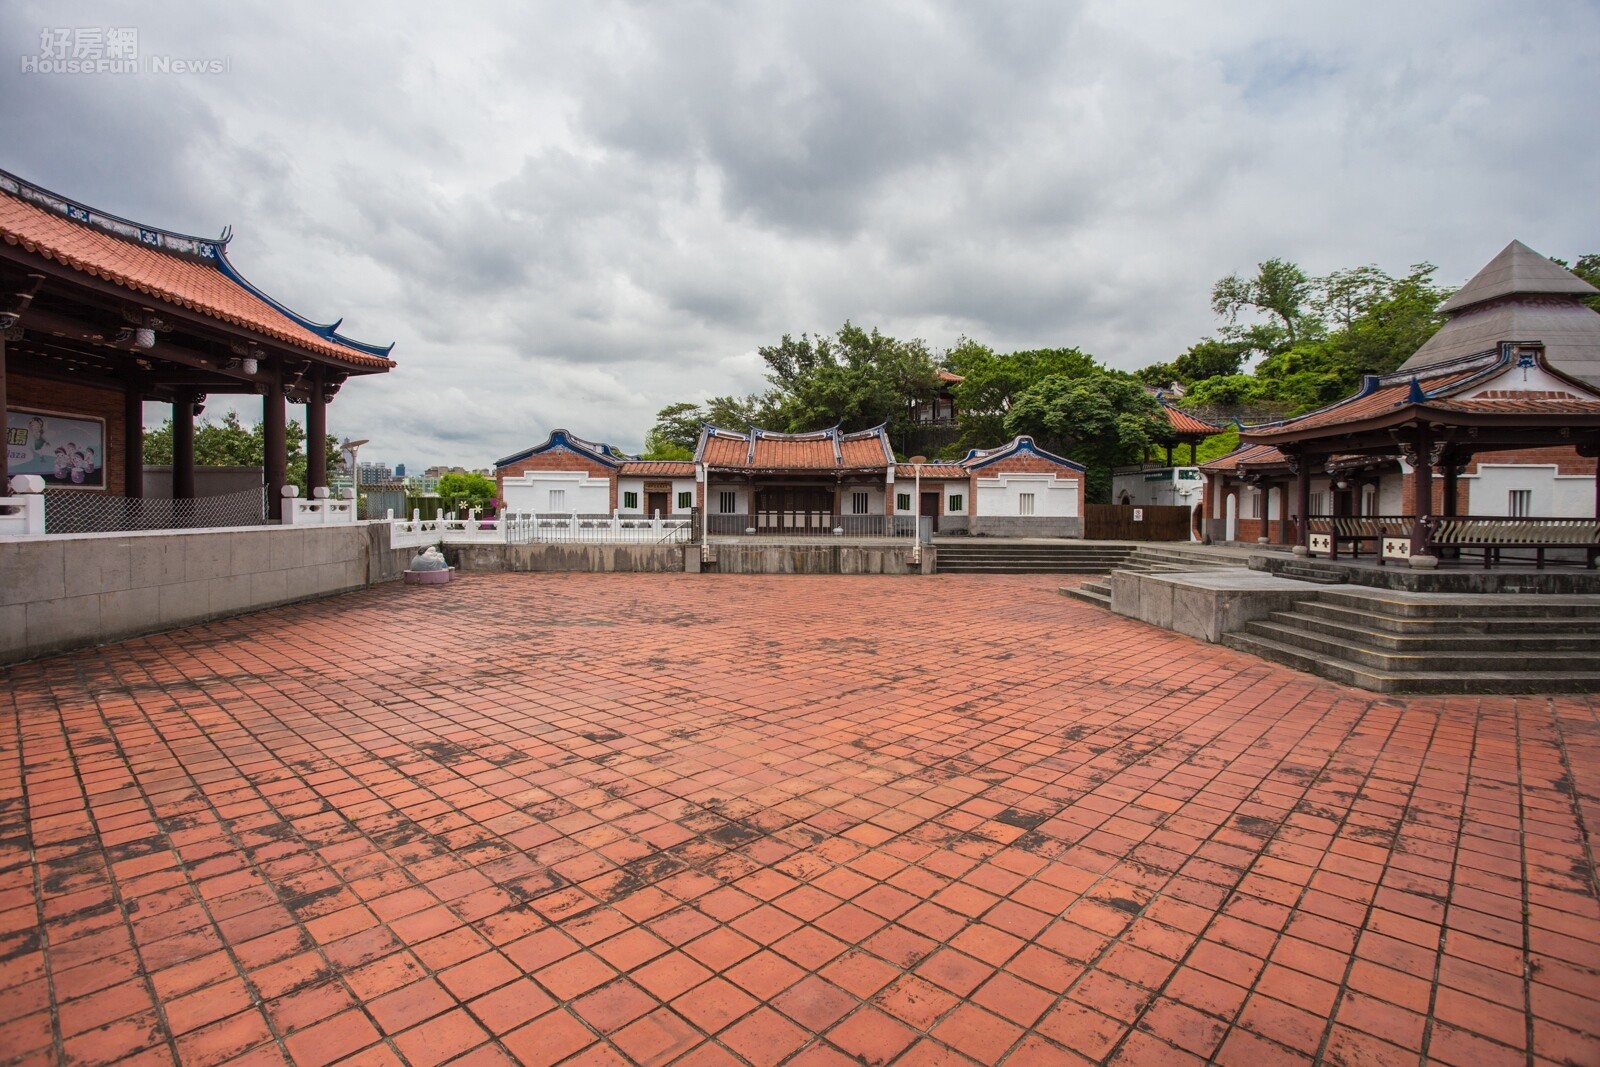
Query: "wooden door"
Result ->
[[646, 491, 669, 517], [920, 491, 940, 532]]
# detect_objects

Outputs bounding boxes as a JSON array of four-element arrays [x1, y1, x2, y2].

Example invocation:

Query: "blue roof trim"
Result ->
[[962, 435, 1087, 473], [494, 429, 630, 470], [212, 248, 395, 358], [0, 166, 228, 261]]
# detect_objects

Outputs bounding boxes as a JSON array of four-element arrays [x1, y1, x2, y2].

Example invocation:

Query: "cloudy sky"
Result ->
[[3, 2, 1597, 467]]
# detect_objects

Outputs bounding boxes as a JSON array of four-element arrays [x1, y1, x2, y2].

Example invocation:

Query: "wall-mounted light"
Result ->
[[241, 356, 258, 375], [133, 327, 155, 349]]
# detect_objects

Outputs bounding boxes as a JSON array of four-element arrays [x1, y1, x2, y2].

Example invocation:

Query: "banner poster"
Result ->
[[6, 408, 107, 489]]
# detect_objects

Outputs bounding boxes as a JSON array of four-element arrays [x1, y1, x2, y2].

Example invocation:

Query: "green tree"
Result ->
[[142, 411, 337, 493], [435, 471, 496, 514], [1211, 257, 1318, 357], [643, 402, 702, 459], [1003, 372, 1167, 502], [1552, 253, 1600, 311], [759, 322, 942, 442], [946, 342, 1100, 449]]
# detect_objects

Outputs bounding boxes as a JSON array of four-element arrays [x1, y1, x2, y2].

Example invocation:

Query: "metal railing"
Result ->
[[705, 513, 915, 537], [37, 487, 266, 534]]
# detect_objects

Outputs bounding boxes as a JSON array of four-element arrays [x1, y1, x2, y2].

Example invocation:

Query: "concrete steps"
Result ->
[[1221, 587, 1600, 693], [937, 542, 1135, 575], [1059, 545, 1250, 608]]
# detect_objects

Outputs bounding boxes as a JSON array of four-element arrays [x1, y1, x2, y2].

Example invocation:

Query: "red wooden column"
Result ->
[[172, 390, 196, 500], [264, 363, 287, 521], [0, 332, 8, 491], [1277, 482, 1291, 544], [306, 368, 327, 492], [123, 378, 144, 497], [1294, 456, 1311, 550], [1410, 426, 1433, 556]]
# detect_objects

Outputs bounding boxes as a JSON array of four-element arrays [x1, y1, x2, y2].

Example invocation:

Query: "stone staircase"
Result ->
[[1220, 586, 1600, 693], [1062, 545, 1252, 608], [935, 541, 1135, 575]]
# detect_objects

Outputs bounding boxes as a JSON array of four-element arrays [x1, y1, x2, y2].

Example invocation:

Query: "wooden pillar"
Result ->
[[1411, 427, 1433, 556], [172, 390, 196, 500], [0, 332, 7, 492], [1189, 440, 1198, 465], [264, 364, 286, 521], [1277, 482, 1290, 544], [306, 369, 327, 492], [123, 380, 144, 497], [1295, 457, 1312, 549], [1441, 455, 1460, 519]]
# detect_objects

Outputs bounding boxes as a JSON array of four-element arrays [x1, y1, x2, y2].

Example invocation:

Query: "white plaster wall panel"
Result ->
[[976, 473, 1078, 518], [501, 471, 611, 513]]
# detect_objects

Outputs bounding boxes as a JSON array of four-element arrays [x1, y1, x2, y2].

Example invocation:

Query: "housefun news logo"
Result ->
[[20, 28, 228, 75]]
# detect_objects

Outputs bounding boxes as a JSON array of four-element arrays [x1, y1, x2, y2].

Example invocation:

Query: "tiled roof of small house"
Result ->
[[619, 461, 696, 476], [1162, 404, 1224, 436], [1200, 443, 1287, 472], [0, 168, 394, 369], [696, 425, 894, 470], [893, 464, 968, 479], [494, 429, 631, 470]]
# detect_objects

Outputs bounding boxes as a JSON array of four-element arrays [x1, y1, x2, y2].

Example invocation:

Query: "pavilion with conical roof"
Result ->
[[1208, 241, 1600, 564]]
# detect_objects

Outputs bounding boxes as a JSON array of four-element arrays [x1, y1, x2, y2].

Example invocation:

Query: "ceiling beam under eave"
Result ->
[[0, 248, 388, 376], [14, 305, 268, 384]]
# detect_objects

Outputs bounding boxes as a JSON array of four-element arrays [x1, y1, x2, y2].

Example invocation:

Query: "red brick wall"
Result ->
[[9, 374, 127, 493], [495, 451, 618, 510]]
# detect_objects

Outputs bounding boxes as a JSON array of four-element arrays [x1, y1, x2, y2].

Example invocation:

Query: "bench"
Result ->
[[1426, 517, 1600, 569], [1307, 516, 1416, 564]]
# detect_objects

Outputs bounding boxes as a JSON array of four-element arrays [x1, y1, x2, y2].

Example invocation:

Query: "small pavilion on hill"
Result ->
[[1215, 240, 1600, 565], [1, 168, 393, 522]]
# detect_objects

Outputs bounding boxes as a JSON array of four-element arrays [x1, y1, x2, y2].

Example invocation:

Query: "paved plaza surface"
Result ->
[[2, 573, 1598, 1067]]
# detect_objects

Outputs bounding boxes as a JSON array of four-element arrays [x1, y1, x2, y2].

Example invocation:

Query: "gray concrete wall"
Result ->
[[448, 542, 687, 573], [1, 523, 386, 664], [969, 516, 1081, 538], [707, 543, 926, 574], [1109, 569, 1315, 643], [142, 465, 263, 499]]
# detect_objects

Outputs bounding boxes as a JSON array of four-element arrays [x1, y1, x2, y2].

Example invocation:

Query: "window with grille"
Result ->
[[1244, 490, 1260, 519], [1361, 485, 1378, 515], [896, 493, 911, 511], [1508, 489, 1532, 517], [623, 491, 639, 509], [719, 491, 737, 513], [677, 491, 692, 509], [548, 489, 565, 510], [851, 492, 870, 515], [1018, 493, 1035, 516], [948, 494, 963, 512]]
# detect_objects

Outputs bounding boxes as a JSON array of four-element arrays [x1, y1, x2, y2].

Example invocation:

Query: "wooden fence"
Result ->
[[1084, 503, 1195, 541]]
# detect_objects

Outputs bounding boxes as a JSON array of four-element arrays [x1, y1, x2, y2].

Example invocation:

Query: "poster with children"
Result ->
[[6, 408, 106, 489]]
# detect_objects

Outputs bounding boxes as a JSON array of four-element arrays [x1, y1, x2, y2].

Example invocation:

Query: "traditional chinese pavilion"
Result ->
[[1207, 241, 1600, 561], [0, 168, 394, 520]]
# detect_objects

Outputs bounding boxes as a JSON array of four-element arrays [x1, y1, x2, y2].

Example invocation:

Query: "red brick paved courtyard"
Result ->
[[2, 572, 1598, 1067]]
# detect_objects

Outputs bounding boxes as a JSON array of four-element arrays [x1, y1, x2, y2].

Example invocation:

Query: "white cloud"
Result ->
[[5, 0, 1597, 463]]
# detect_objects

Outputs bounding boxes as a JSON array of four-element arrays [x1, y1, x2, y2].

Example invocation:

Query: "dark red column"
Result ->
[[172, 390, 196, 500], [1411, 427, 1433, 556], [0, 333, 8, 492], [264, 364, 286, 521], [306, 369, 327, 493], [1295, 457, 1311, 550], [123, 379, 144, 497]]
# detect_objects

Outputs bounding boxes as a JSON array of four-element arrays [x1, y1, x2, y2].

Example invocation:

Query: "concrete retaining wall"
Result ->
[[707, 543, 929, 574], [969, 516, 1081, 538], [1, 522, 397, 664], [1109, 568, 1315, 643], [447, 542, 687, 573]]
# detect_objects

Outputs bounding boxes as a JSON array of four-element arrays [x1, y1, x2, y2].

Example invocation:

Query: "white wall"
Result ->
[[976, 473, 1078, 518], [1379, 475, 1406, 515], [707, 482, 751, 514], [616, 477, 697, 514], [845, 486, 887, 516], [1466, 465, 1592, 517], [501, 470, 611, 513]]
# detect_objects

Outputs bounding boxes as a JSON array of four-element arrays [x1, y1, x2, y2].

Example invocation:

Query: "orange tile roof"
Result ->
[[1246, 364, 1484, 440], [619, 461, 696, 476], [697, 426, 892, 470], [0, 180, 393, 369], [1162, 404, 1224, 435], [1200, 444, 1285, 472], [893, 464, 968, 478]]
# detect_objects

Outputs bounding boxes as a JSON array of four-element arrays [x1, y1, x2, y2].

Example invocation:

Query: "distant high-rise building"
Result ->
[[356, 461, 393, 485], [394, 463, 406, 477]]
